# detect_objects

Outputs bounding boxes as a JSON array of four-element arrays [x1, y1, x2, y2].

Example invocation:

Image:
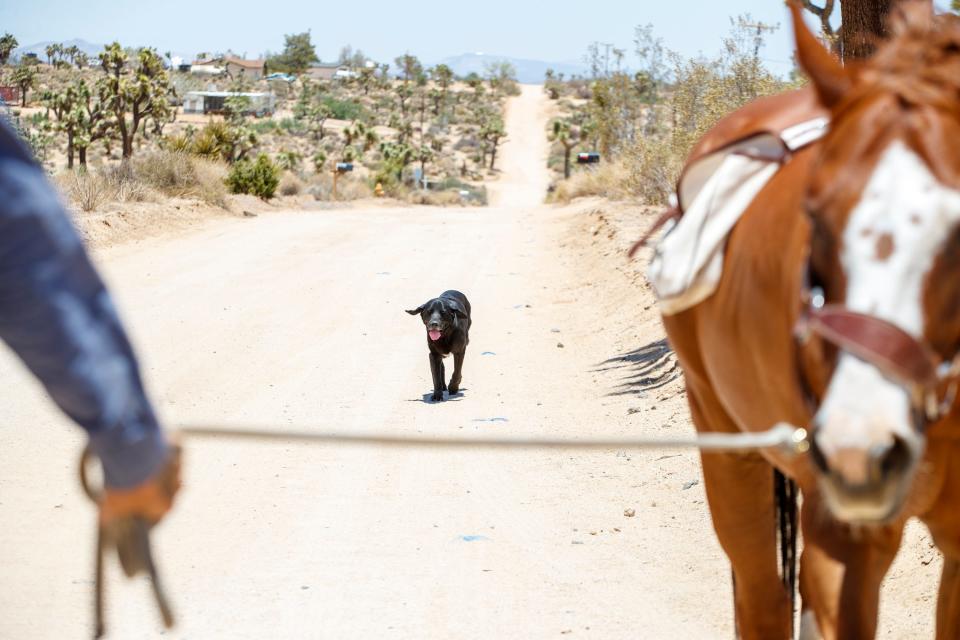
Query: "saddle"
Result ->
[[645, 87, 829, 315]]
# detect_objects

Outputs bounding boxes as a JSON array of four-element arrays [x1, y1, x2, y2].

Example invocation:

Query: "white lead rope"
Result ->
[[178, 422, 811, 456]]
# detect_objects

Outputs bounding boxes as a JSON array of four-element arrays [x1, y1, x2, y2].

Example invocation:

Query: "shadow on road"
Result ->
[[595, 338, 680, 396], [408, 390, 467, 403]]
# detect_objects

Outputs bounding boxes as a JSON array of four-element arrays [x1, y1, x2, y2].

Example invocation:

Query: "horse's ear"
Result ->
[[790, 1, 851, 108]]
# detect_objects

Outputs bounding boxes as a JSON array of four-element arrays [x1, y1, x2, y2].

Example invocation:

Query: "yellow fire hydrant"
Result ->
[[374, 182, 385, 198]]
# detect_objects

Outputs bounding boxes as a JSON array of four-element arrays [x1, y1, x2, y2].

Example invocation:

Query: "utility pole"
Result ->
[[600, 42, 614, 77], [738, 19, 779, 61]]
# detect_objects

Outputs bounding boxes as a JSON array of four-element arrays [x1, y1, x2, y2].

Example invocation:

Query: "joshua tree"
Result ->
[[362, 127, 379, 152], [312, 149, 327, 173], [342, 120, 366, 148], [428, 87, 443, 115], [379, 140, 414, 181], [0, 33, 19, 66], [482, 116, 507, 170], [275, 149, 302, 171], [394, 53, 423, 84], [358, 66, 376, 95], [415, 144, 434, 187], [71, 80, 115, 167], [431, 63, 454, 99], [97, 43, 174, 158], [395, 83, 413, 117], [45, 43, 61, 66], [11, 63, 37, 107], [549, 118, 582, 179]]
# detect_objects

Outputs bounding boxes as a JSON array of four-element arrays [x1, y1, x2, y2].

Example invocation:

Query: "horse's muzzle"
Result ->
[[808, 430, 921, 523]]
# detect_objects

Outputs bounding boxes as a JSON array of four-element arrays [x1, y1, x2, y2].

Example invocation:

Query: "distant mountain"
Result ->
[[12, 38, 105, 62], [439, 53, 588, 84]]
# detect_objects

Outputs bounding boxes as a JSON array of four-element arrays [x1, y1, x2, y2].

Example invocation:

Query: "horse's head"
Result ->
[[793, 2, 960, 523]]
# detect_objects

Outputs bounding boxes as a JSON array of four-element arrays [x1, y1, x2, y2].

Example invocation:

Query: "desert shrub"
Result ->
[[321, 96, 365, 121], [251, 119, 280, 134], [131, 150, 228, 206], [226, 153, 280, 199], [278, 118, 304, 134], [553, 16, 800, 205], [278, 172, 304, 196], [548, 162, 633, 204], [336, 177, 372, 200], [308, 173, 372, 201], [60, 170, 110, 212], [407, 189, 463, 206], [431, 177, 488, 205], [101, 162, 155, 203]]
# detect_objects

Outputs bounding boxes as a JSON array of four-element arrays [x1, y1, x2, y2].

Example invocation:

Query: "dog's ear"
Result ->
[[405, 305, 425, 316], [445, 298, 468, 318]]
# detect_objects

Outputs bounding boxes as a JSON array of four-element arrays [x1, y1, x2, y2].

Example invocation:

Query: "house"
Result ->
[[182, 91, 276, 116], [222, 57, 265, 80], [190, 60, 224, 76], [191, 56, 265, 80], [305, 62, 355, 81]]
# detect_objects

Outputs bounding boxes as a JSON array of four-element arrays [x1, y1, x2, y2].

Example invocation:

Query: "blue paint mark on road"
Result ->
[[460, 535, 490, 542]]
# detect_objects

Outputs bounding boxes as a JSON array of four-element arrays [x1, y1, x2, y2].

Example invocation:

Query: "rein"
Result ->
[[80, 422, 811, 638], [796, 281, 960, 425]]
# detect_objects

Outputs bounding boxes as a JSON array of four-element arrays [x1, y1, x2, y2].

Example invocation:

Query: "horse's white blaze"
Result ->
[[816, 142, 960, 468]]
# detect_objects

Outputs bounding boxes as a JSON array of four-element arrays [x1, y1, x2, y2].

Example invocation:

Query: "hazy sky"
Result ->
[[3, 0, 819, 76]]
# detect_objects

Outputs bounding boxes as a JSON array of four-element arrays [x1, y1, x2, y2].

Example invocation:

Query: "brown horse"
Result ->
[[660, 3, 960, 638]]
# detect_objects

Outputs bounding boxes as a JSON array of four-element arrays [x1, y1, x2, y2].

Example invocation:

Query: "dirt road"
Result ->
[[0, 85, 937, 638]]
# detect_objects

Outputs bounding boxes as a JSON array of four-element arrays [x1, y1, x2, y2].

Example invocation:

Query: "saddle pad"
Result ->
[[647, 117, 828, 316]]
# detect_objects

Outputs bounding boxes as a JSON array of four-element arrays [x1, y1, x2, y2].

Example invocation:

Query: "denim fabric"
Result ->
[[0, 122, 167, 488]]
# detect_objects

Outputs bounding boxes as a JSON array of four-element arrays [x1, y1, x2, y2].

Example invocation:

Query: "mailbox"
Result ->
[[336, 162, 354, 173], [576, 152, 601, 164]]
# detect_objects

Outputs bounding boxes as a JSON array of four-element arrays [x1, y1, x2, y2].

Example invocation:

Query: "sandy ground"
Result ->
[[0, 85, 940, 639]]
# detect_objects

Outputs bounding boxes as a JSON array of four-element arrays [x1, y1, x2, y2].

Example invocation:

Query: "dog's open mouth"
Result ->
[[428, 329, 442, 341]]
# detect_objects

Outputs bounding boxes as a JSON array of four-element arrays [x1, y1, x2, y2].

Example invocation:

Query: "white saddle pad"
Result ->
[[647, 117, 828, 316]]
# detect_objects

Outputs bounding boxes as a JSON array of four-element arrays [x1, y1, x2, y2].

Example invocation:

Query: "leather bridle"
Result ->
[[795, 265, 960, 428]]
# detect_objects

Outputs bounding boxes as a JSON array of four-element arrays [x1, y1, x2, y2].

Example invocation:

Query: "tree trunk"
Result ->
[[20, 90, 26, 108], [78, 146, 87, 168], [489, 141, 498, 170], [840, 0, 896, 60], [67, 131, 74, 169], [563, 145, 572, 179]]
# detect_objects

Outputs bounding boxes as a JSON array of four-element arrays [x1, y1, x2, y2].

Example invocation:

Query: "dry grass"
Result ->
[[58, 151, 229, 212], [406, 189, 466, 206], [59, 171, 110, 212], [278, 172, 304, 196], [548, 162, 636, 204], [132, 151, 228, 206], [306, 173, 372, 201]]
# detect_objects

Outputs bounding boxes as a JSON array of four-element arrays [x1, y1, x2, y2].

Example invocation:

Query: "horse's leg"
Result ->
[[934, 556, 960, 639], [799, 496, 903, 639], [921, 441, 960, 639], [798, 497, 843, 640], [688, 386, 793, 640]]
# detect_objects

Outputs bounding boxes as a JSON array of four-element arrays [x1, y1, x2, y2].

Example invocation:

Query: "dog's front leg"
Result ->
[[448, 351, 464, 395], [429, 352, 444, 401]]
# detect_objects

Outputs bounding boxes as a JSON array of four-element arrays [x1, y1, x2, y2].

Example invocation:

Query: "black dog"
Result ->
[[406, 290, 471, 402]]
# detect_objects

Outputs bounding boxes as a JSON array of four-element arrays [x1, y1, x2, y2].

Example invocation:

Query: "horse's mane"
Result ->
[[810, 4, 960, 207], [862, 5, 960, 114]]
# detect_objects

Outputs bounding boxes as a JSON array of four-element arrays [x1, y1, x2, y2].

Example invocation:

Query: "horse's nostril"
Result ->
[[879, 435, 912, 477]]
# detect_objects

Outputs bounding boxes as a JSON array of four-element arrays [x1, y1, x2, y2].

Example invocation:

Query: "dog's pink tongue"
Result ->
[[428, 330, 442, 341]]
